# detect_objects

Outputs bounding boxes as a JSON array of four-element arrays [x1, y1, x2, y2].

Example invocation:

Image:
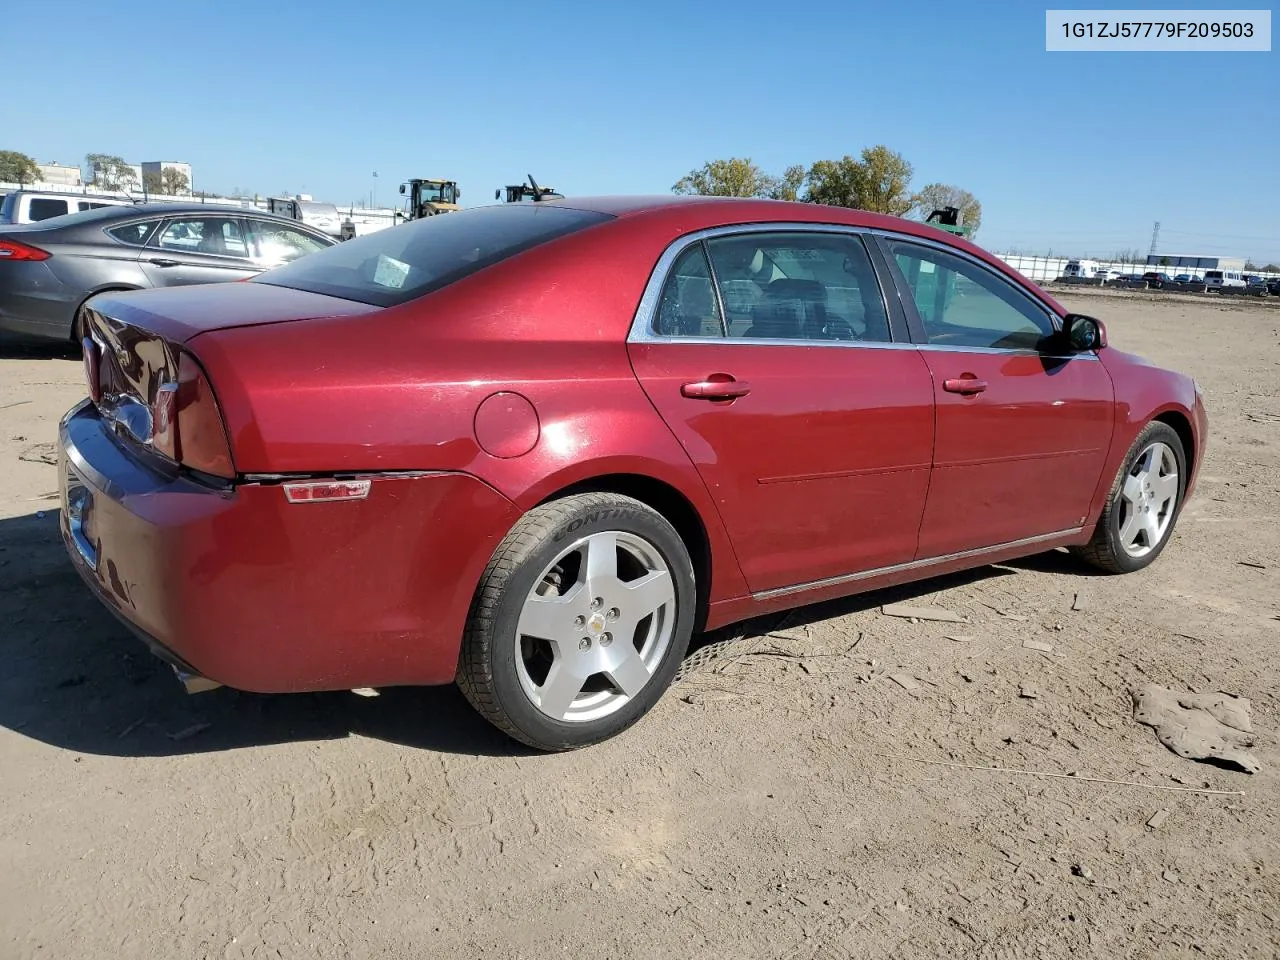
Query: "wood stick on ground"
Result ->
[[886, 754, 1245, 796]]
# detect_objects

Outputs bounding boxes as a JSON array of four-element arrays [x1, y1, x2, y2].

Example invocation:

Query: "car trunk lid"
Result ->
[[79, 283, 380, 476], [84, 281, 382, 345]]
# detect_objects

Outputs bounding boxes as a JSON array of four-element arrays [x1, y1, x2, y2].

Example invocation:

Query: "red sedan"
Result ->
[[57, 196, 1208, 751]]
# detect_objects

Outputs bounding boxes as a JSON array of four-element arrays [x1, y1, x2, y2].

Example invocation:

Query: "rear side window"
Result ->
[[107, 220, 161, 246], [29, 198, 71, 221], [250, 203, 613, 307]]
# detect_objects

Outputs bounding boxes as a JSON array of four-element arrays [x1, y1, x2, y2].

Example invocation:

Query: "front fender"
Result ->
[[1084, 349, 1205, 527]]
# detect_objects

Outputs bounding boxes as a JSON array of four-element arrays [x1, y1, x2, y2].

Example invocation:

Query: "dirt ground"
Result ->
[[1, 289, 1277, 960]]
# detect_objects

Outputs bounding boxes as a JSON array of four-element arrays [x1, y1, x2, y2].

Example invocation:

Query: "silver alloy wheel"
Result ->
[[515, 530, 677, 723], [1117, 440, 1179, 558]]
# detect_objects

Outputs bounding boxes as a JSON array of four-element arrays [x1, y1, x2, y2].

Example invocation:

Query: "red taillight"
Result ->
[[149, 352, 235, 479], [0, 238, 51, 261]]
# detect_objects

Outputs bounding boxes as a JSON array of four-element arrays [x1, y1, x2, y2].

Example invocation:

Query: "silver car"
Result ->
[[0, 202, 336, 342]]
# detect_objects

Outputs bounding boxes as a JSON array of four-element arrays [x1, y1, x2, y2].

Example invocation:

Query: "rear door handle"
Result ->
[[943, 377, 988, 395], [681, 377, 751, 400], [148, 258, 181, 267]]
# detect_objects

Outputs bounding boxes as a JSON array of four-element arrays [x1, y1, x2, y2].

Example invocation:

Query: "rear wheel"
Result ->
[[1073, 421, 1186, 574], [457, 492, 695, 751]]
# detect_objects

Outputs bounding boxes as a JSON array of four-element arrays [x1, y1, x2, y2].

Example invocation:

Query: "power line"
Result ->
[[1148, 221, 1160, 257]]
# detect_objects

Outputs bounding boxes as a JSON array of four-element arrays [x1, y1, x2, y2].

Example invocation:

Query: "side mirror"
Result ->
[[399, 184, 406, 195], [1062, 313, 1107, 351]]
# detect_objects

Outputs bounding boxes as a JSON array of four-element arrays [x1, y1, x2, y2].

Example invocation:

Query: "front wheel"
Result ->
[[1073, 421, 1187, 574], [456, 492, 696, 751]]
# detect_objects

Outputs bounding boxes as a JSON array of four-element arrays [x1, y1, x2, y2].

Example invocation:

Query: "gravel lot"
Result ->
[[1, 289, 1277, 959]]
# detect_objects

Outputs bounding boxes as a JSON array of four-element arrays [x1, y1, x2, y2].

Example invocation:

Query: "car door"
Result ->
[[627, 227, 936, 596], [139, 215, 259, 287], [243, 218, 333, 269], [877, 234, 1115, 559]]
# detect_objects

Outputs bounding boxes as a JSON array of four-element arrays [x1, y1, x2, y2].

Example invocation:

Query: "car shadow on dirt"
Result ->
[[0, 333, 78, 361], [0, 508, 1049, 760]]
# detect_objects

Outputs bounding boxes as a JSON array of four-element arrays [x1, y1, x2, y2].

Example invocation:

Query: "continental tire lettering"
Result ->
[[551, 507, 629, 542]]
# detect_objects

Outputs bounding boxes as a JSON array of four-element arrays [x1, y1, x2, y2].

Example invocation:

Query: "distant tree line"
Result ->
[[671, 146, 983, 236]]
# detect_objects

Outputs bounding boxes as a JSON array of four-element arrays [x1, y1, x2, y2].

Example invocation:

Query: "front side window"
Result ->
[[251, 203, 611, 307], [153, 217, 249, 258], [888, 239, 1054, 351], [249, 221, 331, 265], [703, 231, 892, 342]]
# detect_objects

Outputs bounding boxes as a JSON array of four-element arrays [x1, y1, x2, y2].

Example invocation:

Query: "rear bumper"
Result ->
[[0, 262, 77, 340], [57, 400, 523, 693]]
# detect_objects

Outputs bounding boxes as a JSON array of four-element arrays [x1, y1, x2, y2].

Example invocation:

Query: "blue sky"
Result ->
[[3, 0, 1276, 261]]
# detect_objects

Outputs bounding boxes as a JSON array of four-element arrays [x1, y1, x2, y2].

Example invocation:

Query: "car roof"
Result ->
[[0, 201, 331, 236], [542, 194, 1011, 276]]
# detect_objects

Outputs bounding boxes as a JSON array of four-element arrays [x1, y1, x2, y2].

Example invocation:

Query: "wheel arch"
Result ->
[[533, 472, 716, 633], [72, 285, 144, 341], [1152, 408, 1195, 481]]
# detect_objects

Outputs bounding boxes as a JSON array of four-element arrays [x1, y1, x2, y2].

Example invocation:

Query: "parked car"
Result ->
[[0, 202, 336, 342], [56, 196, 1208, 751], [0, 189, 134, 225], [1141, 271, 1172, 288], [1267, 278, 1280, 296], [1173, 274, 1193, 283]]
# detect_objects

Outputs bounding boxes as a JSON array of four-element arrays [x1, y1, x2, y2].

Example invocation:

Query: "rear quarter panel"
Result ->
[[189, 218, 753, 604]]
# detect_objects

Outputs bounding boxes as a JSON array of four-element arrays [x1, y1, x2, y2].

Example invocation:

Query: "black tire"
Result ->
[[1072, 421, 1187, 574], [456, 492, 696, 751]]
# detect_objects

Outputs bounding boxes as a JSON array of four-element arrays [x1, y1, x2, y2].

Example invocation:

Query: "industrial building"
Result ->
[[1146, 254, 1247, 271], [141, 160, 193, 195], [36, 163, 83, 187]]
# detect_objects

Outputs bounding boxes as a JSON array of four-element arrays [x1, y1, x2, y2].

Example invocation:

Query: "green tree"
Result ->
[[910, 182, 983, 236], [142, 171, 164, 195], [804, 145, 914, 215], [0, 150, 41, 186], [672, 158, 779, 198], [161, 167, 190, 195], [770, 164, 807, 201], [804, 155, 862, 208], [87, 153, 138, 191]]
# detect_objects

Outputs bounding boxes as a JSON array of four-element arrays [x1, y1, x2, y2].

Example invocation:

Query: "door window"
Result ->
[[887, 239, 1055, 351], [653, 231, 892, 343], [249, 221, 332, 266], [153, 217, 250, 258], [653, 243, 724, 337]]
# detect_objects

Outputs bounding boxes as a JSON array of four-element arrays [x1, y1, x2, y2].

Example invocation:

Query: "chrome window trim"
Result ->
[[626, 222, 901, 349]]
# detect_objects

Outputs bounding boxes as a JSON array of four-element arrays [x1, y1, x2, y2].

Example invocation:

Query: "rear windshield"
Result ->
[[251, 203, 613, 307]]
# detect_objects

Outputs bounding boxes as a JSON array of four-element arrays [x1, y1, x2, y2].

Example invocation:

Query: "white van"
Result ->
[[1063, 259, 1101, 279], [1204, 270, 1246, 291], [0, 190, 133, 225]]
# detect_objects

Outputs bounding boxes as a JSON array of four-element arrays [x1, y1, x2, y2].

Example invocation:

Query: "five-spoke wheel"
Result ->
[[457, 493, 695, 751], [1075, 421, 1187, 573]]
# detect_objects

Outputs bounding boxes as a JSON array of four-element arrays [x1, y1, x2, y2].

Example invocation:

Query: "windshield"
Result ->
[[418, 182, 457, 204], [251, 202, 611, 307]]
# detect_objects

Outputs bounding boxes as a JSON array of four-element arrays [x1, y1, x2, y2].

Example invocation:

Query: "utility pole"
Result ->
[[1148, 221, 1160, 259]]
